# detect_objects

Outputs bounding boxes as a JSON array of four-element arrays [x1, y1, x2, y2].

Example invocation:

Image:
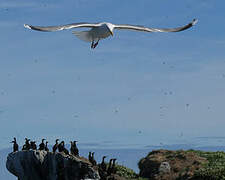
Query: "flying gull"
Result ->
[[24, 19, 197, 49]]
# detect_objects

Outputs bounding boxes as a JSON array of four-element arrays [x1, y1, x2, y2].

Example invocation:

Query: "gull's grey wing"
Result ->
[[24, 22, 100, 32], [114, 19, 198, 33]]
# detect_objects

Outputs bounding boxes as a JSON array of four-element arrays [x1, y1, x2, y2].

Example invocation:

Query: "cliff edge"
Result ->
[[6, 150, 100, 180]]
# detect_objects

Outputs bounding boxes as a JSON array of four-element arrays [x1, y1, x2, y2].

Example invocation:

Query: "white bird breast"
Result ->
[[72, 26, 111, 42], [90, 25, 112, 40]]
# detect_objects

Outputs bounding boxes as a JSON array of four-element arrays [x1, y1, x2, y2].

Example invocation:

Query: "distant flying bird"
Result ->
[[24, 19, 197, 49]]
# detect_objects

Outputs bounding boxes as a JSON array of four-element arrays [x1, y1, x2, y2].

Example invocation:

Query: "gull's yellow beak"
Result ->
[[110, 31, 114, 36]]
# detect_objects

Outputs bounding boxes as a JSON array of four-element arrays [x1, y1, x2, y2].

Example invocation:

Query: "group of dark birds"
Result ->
[[11, 137, 117, 177], [11, 137, 79, 156], [88, 152, 117, 178]]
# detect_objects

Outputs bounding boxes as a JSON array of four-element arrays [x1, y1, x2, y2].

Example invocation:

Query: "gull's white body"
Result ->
[[73, 23, 114, 42], [24, 19, 197, 48]]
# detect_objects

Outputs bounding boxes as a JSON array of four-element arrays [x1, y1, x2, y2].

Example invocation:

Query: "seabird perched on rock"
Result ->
[[88, 151, 97, 165], [38, 139, 45, 150], [88, 152, 92, 162], [30, 141, 37, 150], [63, 148, 69, 155], [73, 141, 79, 156], [70, 141, 79, 156], [88, 152, 92, 164], [100, 156, 107, 171], [58, 141, 69, 155], [45, 141, 49, 151], [52, 139, 59, 153], [24, 19, 198, 49], [58, 141, 64, 152], [91, 152, 97, 166], [22, 138, 30, 151], [112, 158, 117, 174], [11, 137, 19, 152], [98, 156, 107, 179], [63, 143, 69, 155], [107, 159, 113, 175], [70, 141, 73, 154]]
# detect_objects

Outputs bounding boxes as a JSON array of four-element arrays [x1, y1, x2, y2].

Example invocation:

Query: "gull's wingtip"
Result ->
[[192, 19, 198, 26], [24, 24, 31, 29]]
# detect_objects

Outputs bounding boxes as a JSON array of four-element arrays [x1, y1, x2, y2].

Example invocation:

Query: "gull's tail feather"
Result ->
[[72, 31, 93, 42]]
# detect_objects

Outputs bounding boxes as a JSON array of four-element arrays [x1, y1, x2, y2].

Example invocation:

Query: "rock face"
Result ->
[[138, 149, 207, 180], [6, 150, 100, 180], [159, 162, 171, 174]]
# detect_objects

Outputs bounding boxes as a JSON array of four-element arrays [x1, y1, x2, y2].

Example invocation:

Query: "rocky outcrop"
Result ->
[[138, 149, 207, 180], [6, 150, 100, 180]]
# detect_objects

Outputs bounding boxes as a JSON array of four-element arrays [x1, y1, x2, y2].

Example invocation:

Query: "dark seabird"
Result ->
[[39, 139, 45, 150], [100, 156, 107, 171], [30, 141, 37, 150], [70, 141, 74, 155], [91, 152, 97, 166], [73, 140, 79, 156], [107, 159, 113, 175], [63, 142, 69, 155], [112, 158, 117, 174], [88, 152, 96, 165], [98, 156, 107, 179], [88, 152, 92, 162], [11, 137, 19, 152], [58, 141, 69, 155], [70, 140, 79, 156], [25, 138, 31, 150], [52, 139, 59, 153], [22, 138, 30, 150], [63, 148, 69, 155], [58, 141, 64, 152], [45, 141, 49, 151]]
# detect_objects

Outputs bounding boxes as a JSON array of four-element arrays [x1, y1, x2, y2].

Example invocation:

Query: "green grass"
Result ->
[[187, 150, 225, 180], [113, 164, 148, 179], [115, 164, 138, 179]]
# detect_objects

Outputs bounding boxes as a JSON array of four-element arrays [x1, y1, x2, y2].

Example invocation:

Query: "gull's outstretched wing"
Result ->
[[72, 31, 93, 42], [24, 22, 100, 32], [114, 19, 198, 33]]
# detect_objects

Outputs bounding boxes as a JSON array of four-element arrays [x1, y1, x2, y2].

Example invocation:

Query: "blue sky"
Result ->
[[0, 0, 225, 149]]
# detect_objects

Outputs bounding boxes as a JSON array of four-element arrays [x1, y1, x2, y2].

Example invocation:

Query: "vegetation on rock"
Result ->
[[114, 164, 139, 179], [189, 150, 225, 180], [111, 163, 148, 180], [136, 149, 225, 180]]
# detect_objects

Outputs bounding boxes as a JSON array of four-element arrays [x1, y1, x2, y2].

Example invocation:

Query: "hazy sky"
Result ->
[[0, 0, 225, 149]]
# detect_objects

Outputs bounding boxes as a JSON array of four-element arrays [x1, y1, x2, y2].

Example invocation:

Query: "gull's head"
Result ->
[[105, 23, 114, 36]]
